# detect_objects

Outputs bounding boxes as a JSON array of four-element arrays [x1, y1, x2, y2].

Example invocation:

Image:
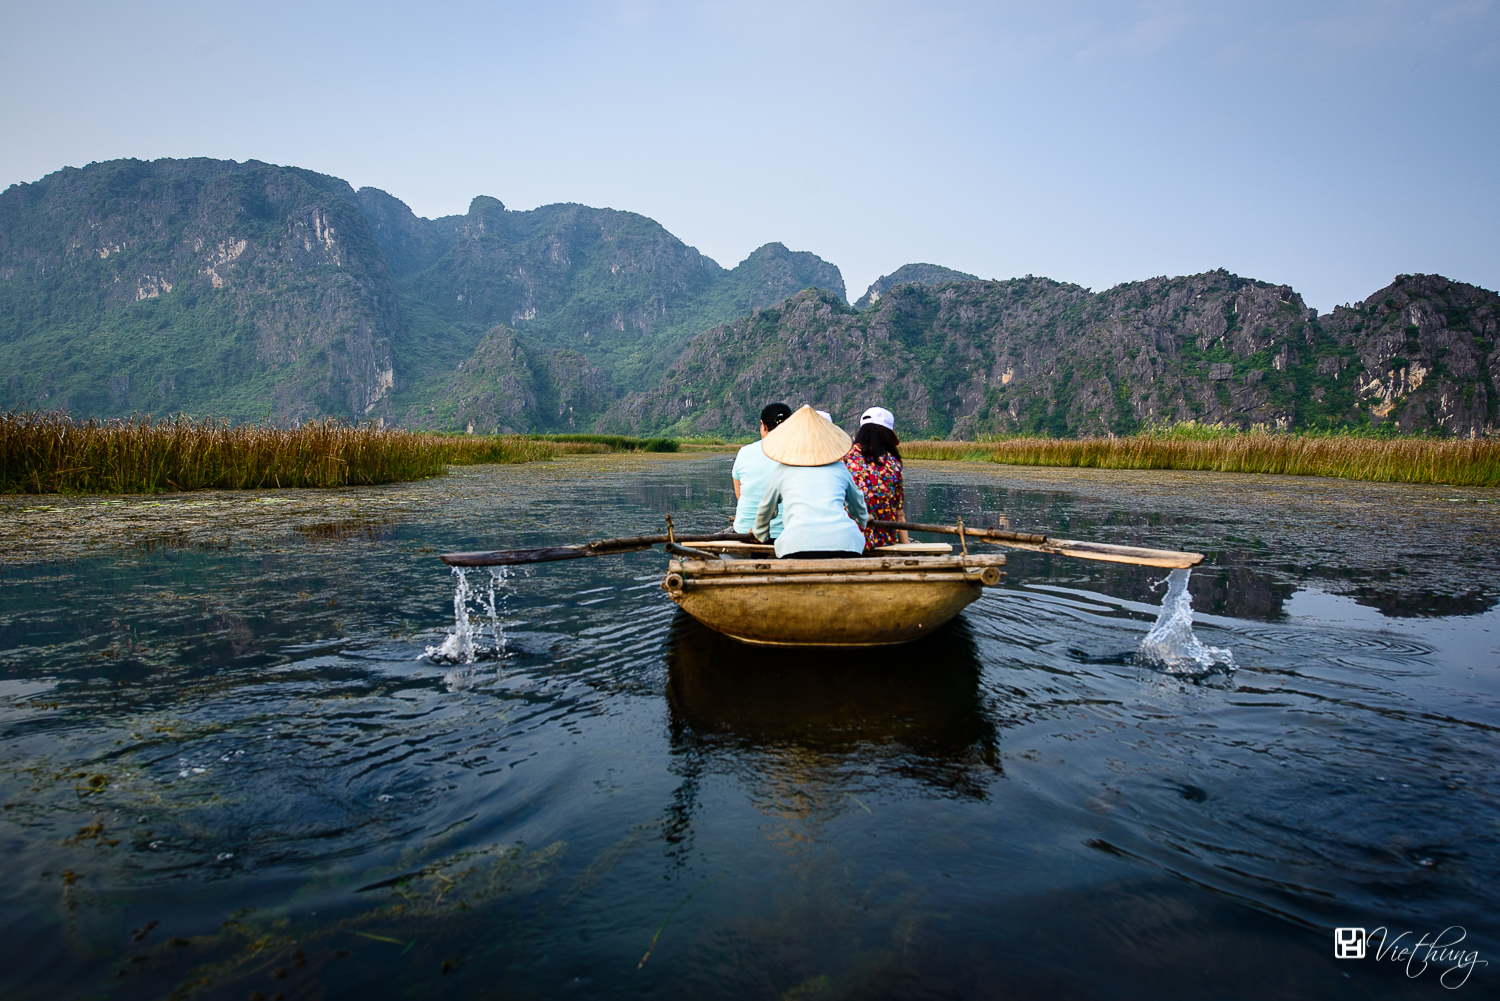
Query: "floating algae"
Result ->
[[126, 840, 566, 999], [1135, 569, 1235, 678]]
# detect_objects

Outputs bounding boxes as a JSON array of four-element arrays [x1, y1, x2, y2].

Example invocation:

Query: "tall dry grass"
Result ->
[[525, 433, 680, 452], [901, 428, 1500, 487], [0, 411, 561, 494]]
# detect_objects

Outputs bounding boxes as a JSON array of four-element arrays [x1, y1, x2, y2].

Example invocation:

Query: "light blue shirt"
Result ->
[[754, 461, 870, 557], [732, 441, 784, 537]]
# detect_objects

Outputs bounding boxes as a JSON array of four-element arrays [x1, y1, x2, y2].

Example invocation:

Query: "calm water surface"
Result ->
[[1, 455, 1497, 999]]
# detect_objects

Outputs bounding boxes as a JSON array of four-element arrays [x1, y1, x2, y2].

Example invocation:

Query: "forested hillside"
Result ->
[[0, 158, 843, 427], [3, 157, 1495, 437], [601, 273, 1499, 439]]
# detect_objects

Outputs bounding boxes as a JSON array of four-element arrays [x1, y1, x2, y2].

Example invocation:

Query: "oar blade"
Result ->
[[870, 518, 1203, 569], [1040, 539, 1204, 569]]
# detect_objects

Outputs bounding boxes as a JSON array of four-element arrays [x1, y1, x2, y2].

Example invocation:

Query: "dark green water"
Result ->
[[1, 455, 1496, 999]]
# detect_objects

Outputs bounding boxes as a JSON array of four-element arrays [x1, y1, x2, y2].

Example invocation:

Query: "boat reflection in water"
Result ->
[[663, 611, 1002, 849]]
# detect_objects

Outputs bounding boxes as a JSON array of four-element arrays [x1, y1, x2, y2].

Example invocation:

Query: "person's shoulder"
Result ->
[[733, 441, 763, 464]]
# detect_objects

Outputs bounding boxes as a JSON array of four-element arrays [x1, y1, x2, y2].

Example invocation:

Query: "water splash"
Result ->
[[1136, 569, 1235, 678], [483, 566, 509, 663], [424, 566, 510, 672], [425, 567, 477, 666]]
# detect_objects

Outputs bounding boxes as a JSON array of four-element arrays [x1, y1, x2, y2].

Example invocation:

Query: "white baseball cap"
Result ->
[[815, 410, 832, 421], [860, 406, 895, 431]]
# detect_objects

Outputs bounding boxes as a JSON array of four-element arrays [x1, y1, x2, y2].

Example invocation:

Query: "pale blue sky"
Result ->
[[4, 1, 1497, 310]]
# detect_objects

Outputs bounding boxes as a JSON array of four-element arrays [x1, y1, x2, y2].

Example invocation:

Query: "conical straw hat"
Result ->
[[761, 405, 852, 466]]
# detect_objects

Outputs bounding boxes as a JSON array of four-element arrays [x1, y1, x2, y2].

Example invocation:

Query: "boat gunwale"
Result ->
[[669, 570, 998, 587], [668, 553, 1007, 576]]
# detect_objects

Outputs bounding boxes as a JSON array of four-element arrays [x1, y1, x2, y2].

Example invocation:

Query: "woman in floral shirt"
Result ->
[[843, 406, 910, 552]]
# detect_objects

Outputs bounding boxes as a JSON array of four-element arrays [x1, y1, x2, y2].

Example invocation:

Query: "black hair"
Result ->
[[853, 423, 901, 464], [760, 402, 792, 430]]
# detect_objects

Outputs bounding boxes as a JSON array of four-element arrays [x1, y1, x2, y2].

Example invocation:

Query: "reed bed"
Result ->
[[901, 428, 1500, 487], [0, 411, 562, 494], [525, 433, 680, 452]]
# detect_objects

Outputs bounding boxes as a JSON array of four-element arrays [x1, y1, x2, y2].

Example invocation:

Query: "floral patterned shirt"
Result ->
[[844, 444, 903, 551]]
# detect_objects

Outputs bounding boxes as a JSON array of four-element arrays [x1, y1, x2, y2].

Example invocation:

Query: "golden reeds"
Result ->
[[0, 412, 562, 494], [901, 427, 1500, 487]]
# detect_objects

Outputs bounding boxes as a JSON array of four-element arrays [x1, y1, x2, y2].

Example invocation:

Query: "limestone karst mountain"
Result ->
[[2, 157, 1495, 436], [854, 263, 978, 310], [600, 273, 1499, 439], [0, 158, 843, 427]]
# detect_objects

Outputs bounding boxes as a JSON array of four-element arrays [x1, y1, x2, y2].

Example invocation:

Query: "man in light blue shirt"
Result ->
[[732, 402, 792, 537]]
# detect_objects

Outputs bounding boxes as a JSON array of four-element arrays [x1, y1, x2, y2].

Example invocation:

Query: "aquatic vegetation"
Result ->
[[525, 433, 680, 452], [0, 411, 562, 494], [134, 840, 567, 999], [902, 426, 1500, 487], [637, 873, 728, 968]]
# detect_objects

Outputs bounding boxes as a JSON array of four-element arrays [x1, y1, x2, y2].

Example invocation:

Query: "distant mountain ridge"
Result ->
[[854, 263, 978, 310], [1, 157, 1495, 437], [601, 273, 1499, 439], [0, 158, 844, 427]]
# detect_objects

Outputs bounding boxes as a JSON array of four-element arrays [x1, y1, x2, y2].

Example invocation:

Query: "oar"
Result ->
[[870, 520, 1203, 569], [664, 542, 728, 561], [440, 531, 757, 567]]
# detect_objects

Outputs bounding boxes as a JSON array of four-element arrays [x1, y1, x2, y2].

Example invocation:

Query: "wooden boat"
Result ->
[[440, 518, 1201, 650], [660, 542, 1005, 647]]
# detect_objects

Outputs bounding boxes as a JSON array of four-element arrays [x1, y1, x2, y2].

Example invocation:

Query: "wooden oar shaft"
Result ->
[[1026, 539, 1203, 569], [440, 531, 757, 567], [870, 520, 1203, 569], [872, 520, 1049, 545], [664, 542, 726, 561]]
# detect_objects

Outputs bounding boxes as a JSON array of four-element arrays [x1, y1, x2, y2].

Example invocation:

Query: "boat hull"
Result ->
[[662, 555, 1004, 646]]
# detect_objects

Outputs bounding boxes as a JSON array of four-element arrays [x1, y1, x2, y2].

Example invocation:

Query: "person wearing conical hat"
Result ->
[[753, 406, 869, 558]]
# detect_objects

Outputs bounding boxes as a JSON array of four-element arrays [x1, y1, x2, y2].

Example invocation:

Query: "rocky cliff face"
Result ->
[[854, 263, 978, 310], [0, 158, 399, 422], [380, 201, 847, 398], [599, 292, 929, 437], [354, 186, 462, 277], [402, 325, 615, 434], [603, 272, 1500, 438], [364, 194, 849, 430], [392, 197, 724, 394], [1317, 274, 1498, 433]]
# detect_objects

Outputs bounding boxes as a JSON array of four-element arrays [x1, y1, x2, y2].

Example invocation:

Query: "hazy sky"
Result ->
[[4, 1, 1497, 311]]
